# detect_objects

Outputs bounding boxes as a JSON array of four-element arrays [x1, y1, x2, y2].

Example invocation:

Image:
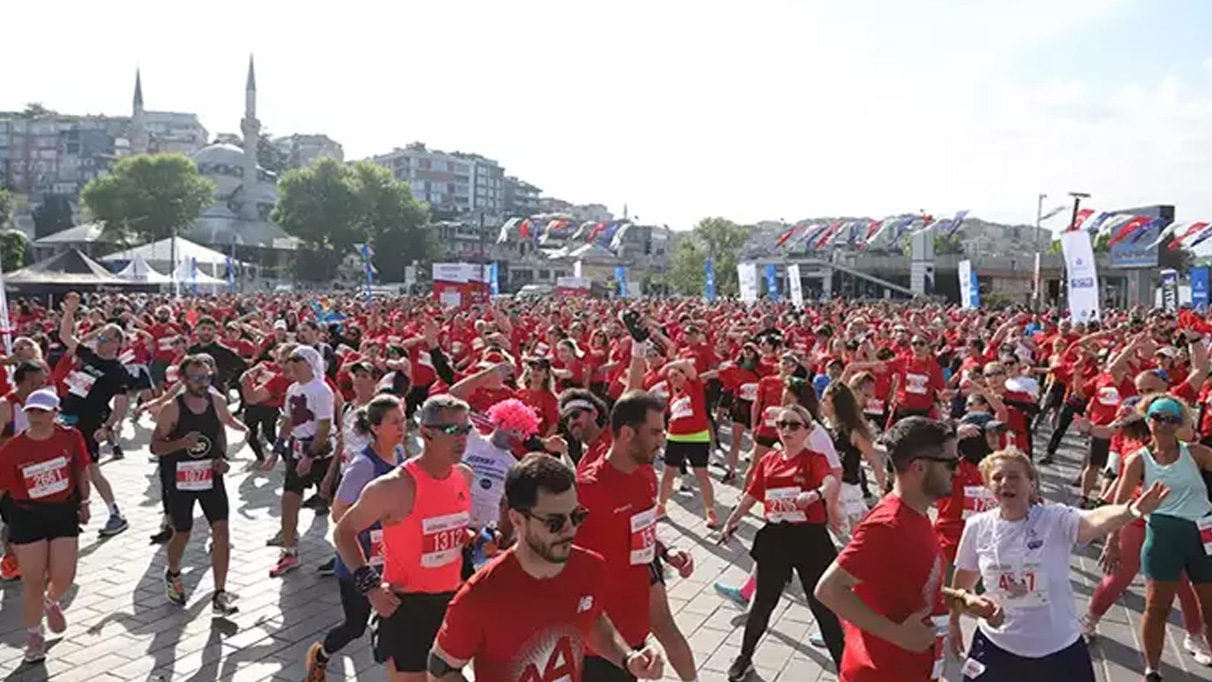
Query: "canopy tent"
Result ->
[[171, 259, 229, 295], [4, 249, 152, 295], [115, 254, 171, 284], [99, 237, 245, 279]]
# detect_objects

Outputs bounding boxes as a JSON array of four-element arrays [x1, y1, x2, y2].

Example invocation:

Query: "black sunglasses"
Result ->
[[918, 455, 961, 471], [186, 374, 213, 384], [521, 506, 590, 534], [1148, 413, 1182, 426], [564, 408, 586, 420], [775, 420, 806, 431], [426, 423, 474, 436], [911, 341, 928, 347]]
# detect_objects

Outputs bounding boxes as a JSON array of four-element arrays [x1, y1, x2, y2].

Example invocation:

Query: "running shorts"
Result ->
[[372, 591, 455, 672], [1, 496, 80, 545], [663, 440, 710, 469], [1142, 513, 1212, 583]]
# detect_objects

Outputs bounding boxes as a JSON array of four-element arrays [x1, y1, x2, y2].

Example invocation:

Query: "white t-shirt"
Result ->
[[955, 504, 1083, 657], [286, 378, 335, 440], [808, 423, 841, 470], [341, 404, 371, 471], [461, 433, 516, 529]]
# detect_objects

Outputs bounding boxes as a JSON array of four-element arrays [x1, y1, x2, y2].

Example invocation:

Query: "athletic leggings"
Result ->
[[243, 404, 279, 462], [323, 578, 373, 655], [1046, 398, 1087, 456], [1087, 521, 1204, 633]]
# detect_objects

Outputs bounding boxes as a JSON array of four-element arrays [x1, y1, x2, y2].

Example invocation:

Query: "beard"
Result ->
[[186, 385, 209, 398], [526, 533, 572, 564], [924, 469, 954, 501]]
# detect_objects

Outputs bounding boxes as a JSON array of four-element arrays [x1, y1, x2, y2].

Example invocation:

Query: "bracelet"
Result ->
[[352, 565, 381, 595], [78, 499, 90, 506]]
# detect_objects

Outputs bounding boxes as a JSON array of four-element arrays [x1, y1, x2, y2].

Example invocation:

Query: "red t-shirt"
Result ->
[[575, 430, 614, 475], [259, 366, 292, 410], [148, 322, 184, 362], [753, 375, 786, 440], [745, 449, 832, 524], [933, 459, 989, 564], [836, 494, 947, 682], [667, 377, 710, 436], [514, 387, 559, 436], [574, 458, 659, 648], [467, 385, 517, 416], [1084, 373, 1135, 426], [434, 546, 607, 682], [0, 426, 89, 502], [891, 357, 945, 412]]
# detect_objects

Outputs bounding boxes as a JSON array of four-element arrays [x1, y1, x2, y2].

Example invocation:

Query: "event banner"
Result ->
[[787, 264, 804, 306], [737, 263, 759, 303], [957, 259, 980, 309], [1160, 268, 1179, 312], [1061, 230, 1101, 322], [764, 264, 779, 301], [1192, 267, 1210, 311], [704, 259, 717, 301], [614, 265, 627, 298], [0, 255, 10, 353]]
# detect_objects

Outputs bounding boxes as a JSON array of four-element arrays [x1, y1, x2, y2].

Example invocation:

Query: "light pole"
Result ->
[[1068, 191, 1090, 231]]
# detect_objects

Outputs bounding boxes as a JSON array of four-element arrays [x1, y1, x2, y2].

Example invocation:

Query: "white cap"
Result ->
[[273, 320, 288, 331], [1156, 346, 1177, 358], [23, 388, 60, 412]]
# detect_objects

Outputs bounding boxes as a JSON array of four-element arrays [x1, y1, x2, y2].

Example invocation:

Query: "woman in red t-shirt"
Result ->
[[0, 388, 90, 664], [719, 344, 764, 484], [551, 339, 587, 392], [514, 358, 559, 438], [719, 404, 844, 675], [657, 359, 718, 527]]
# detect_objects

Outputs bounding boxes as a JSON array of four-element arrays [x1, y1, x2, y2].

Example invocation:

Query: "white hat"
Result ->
[[1155, 346, 1177, 358], [23, 388, 60, 412], [273, 320, 288, 331]]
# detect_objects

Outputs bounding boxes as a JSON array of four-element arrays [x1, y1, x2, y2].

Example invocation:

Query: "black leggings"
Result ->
[[743, 523, 845, 669], [243, 404, 279, 461], [1046, 398, 1086, 456], [323, 578, 373, 655]]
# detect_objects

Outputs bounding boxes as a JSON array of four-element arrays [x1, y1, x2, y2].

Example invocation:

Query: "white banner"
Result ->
[[433, 262, 489, 284], [787, 264, 804, 306], [0, 255, 9, 354], [1061, 230, 1101, 323], [737, 263, 759, 303], [573, 260, 583, 279]]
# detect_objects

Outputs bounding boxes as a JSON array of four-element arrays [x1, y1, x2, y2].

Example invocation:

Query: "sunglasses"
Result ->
[[1148, 413, 1182, 426], [911, 341, 928, 347], [186, 374, 213, 384], [776, 420, 807, 431], [918, 455, 961, 471], [984, 371, 1004, 378], [521, 506, 590, 534], [426, 423, 475, 436], [564, 408, 586, 421]]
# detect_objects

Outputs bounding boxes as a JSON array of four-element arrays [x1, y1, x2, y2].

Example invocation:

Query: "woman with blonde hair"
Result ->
[[948, 448, 1171, 682]]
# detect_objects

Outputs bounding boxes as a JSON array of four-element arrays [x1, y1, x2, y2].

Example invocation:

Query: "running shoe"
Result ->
[[706, 510, 721, 530], [714, 582, 747, 607], [149, 527, 172, 545], [679, 477, 693, 493], [270, 551, 300, 578], [100, 514, 128, 537], [1038, 454, 1055, 465], [212, 591, 238, 617], [165, 570, 186, 606], [265, 529, 284, 547], [721, 470, 737, 485], [809, 631, 825, 647], [23, 628, 45, 665], [302, 493, 324, 510], [43, 598, 66, 634], [110, 444, 124, 460], [1183, 633, 1212, 666], [727, 654, 754, 682], [1, 554, 20, 581], [305, 642, 329, 682], [1144, 672, 1163, 682], [317, 558, 336, 577]]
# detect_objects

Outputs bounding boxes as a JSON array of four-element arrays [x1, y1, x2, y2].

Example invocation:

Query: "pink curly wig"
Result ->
[[486, 398, 541, 437]]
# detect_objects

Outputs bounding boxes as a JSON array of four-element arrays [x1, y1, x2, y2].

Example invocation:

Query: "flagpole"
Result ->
[[1033, 193, 1045, 308]]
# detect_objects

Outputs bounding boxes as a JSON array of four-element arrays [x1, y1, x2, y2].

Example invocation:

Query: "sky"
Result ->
[[5, 0, 1212, 231]]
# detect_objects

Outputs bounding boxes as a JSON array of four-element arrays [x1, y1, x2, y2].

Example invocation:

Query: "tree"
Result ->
[[81, 153, 214, 243], [32, 194, 75, 239], [257, 133, 291, 175], [667, 238, 706, 295], [0, 231, 29, 272], [348, 161, 433, 282], [934, 232, 964, 255], [19, 103, 56, 119], [693, 217, 749, 296], [0, 185, 11, 229]]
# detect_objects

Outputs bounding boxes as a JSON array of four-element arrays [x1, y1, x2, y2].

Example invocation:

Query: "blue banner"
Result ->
[[489, 263, 500, 297], [614, 265, 627, 297], [765, 264, 779, 300], [704, 259, 716, 301], [1192, 267, 1210, 311]]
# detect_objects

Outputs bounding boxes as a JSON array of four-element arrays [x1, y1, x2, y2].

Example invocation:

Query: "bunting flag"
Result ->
[[586, 221, 609, 243], [1189, 225, 1212, 250], [890, 215, 918, 243], [1095, 213, 1135, 239], [942, 210, 970, 237], [908, 213, 937, 236], [609, 222, 632, 251], [496, 218, 520, 244], [1083, 212, 1113, 236], [1040, 204, 1069, 221], [1067, 208, 1095, 232], [1167, 221, 1212, 250], [775, 222, 804, 249], [863, 219, 885, 243], [813, 221, 845, 249], [1107, 215, 1152, 246], [596, 221, 622, 246], [361, 243, 375, 302], [518, 218, 532, 240], [1128, 217, 1170, 244], [801, 223, 827, 247]]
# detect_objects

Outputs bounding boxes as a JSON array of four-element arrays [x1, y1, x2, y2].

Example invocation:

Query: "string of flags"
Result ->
[[496, 215, 638, 254]]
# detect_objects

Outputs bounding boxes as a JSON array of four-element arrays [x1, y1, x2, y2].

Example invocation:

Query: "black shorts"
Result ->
[[584, 653, 640, 682], [167, 479, 230, 533], [61, 416, 103, 464], [372, 591, 454, 673], [730, 399, 753, 428], [663, 440, 709, 469], [126, 364, 153, 392], [284, 454, 332, 495], [754, 434, 779, 449], [718, 391, 735, 411], [150, 359, 172, 387], [1087, 436, 1111, 468], [648, 554, 665, 587], [1, 496, 80, 545]]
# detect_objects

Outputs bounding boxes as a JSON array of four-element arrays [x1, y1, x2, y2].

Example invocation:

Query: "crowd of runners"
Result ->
[[0, 290, 1211, 682]]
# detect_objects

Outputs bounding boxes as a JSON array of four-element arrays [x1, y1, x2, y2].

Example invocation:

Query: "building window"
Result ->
[[539, 269, 550, 280]]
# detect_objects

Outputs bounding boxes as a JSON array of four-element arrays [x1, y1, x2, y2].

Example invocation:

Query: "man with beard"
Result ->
[[427, 453, 664, 682], [150, 354, 246, 615], [815, 417, 999, 682], [187, 316, 247, 402], [560, 389, 611, 473]]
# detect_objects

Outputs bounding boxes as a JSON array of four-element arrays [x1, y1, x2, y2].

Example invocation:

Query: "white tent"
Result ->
[[99, 237, 243, 279], [115, 254, 171, 284], [172, 259, 229, 294]]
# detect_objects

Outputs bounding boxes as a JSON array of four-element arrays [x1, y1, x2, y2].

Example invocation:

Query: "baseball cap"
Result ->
[[273, 320, 288, 331], [1155, 347, 1177, 358], [23, 389, 60, 413]]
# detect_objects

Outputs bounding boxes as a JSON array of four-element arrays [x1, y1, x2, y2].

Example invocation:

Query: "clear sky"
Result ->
[[5, 0, 1211, 231]]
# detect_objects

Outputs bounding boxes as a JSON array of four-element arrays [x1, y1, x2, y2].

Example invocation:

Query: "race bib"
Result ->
[[368, 529, 385, 567], [931, 615, 949, 680], [1198, 516, 1212, 555], [158, 337, 175, 351], [292, 439, 304, 459], [65, 370, 97, 398], [1097, 386, 1121, 406], [669, 396, 692, 421], [990, 562, 1047, 608], [762, 406, 781, 428], [738, 383, 758, 402], [962, 486, 997, 519], [650, 381, 669, 399], [22, 456, 69, 499], [420, 511, 470, 568], [961, 658, 987, 678], [906, 373, 929, 395], [765, 486, 807, 523], [629, 507, 657, 565], [865, 398, 885, 413], [534, 342, 550, 357], [119, 349, 136, 365], [175, 460, 214, 492]]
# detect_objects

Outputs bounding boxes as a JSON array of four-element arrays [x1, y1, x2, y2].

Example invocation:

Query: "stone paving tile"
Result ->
[[0, 419, 1207, 680]]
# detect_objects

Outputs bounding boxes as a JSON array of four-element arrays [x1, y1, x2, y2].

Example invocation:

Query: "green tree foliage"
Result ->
[[258, 133, 291, 175], [19, 103, 56, 119], [664, 217, 749, 297], [0, 231, 29, 272], [272, 158, 431, 282], [32, 194, 75, 239], [934, 232, 964, 255], [667, 238, 706, 295], [0, 185, 11, 229], [81, 153, 214, 243]]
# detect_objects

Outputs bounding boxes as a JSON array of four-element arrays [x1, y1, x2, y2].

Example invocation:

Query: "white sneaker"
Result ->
[[1183, 633, 1212, 666], [1080, 613, 1099, 638]]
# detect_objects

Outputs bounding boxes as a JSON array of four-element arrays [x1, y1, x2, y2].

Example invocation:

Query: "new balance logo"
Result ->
[[577, 596, 594, 613]]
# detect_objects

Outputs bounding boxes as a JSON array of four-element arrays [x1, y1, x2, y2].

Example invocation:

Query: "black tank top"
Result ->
[[166, 394, 223, 464], [833, 426, 863, 485]]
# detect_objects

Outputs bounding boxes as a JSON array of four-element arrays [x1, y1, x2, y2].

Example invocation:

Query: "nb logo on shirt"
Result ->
[[577, 596, 594, 613]]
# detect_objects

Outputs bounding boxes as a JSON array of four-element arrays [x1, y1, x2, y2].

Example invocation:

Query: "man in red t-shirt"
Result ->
[[429, 454, 663, 682], [815, 417, 1000, 682]]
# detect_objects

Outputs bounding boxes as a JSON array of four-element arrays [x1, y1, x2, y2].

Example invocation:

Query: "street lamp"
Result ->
[[1068, 191, 1091, 231]]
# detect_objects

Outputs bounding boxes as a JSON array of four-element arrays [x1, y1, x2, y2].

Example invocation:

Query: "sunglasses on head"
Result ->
[[776, 420, 806, 431], [427, 423, 474, 436], [521, 506, 589, 534], [1148, 413, 1182, 425]]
